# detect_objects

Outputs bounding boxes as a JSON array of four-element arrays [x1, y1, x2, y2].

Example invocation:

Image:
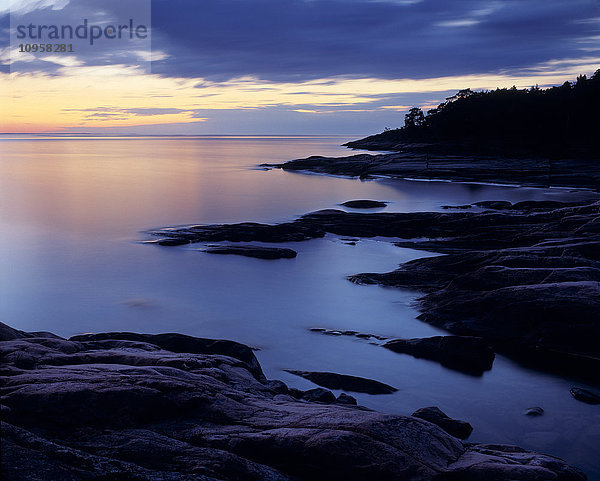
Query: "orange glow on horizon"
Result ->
[[1, 57, 599, 133]]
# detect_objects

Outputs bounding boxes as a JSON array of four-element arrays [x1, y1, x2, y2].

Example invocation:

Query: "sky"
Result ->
[[0, 0, 599, 134]]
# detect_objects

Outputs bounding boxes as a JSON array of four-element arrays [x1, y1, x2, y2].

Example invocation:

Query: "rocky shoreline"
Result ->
[[264, 149, 600, 190], [147, 199, 600, 379], [0, 322, 589, 480]]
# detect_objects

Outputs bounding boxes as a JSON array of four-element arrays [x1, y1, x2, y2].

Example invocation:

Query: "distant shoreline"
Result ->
[[266, 148, 600, 191]]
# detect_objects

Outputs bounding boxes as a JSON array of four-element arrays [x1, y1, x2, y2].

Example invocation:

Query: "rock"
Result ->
[[0, 323, 586, 481], [156, 238, 190, 246], [284, 370, 397, 394], [265, 380, 289, 395], [524, 407, 544, 416], [300, 388, 337, 403], [266, 149, 600, 190], [0, 324, 29, 341], [287, 387, 305, 399], [473, 201, 513, 210], [341, 200, 387, 209], [412, 407, 473, 440], [335, 393, 358, 405], [69, 331, 265, 381], [442, 204, 473, 210], [309, 328, 387, 342], [570, 387, 600, 405], [512, 200, 573, 210], [203, 245, 297, 259], [383, 336, 495, 376]]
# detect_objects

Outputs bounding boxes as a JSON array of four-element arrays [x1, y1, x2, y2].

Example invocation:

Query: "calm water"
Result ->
[[1, 134, 599, 478]]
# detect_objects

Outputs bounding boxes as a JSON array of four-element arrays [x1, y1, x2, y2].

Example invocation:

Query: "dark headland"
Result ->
[[266, 72, 600, 189]]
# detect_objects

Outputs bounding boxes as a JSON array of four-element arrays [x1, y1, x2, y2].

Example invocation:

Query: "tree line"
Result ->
[[359, 71, 600, 158]]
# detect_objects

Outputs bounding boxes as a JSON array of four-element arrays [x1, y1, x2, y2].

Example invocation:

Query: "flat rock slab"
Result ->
[[570, 387, 600, 405], [412, 407, 473, 440], [525, 407, 545, 416], [203, 245, 297, 259], [269, 151, 600, 190], [285, 370, 397, 394], [341, 200, 387, 209], [1, 322, 586, 481], [383, 336, 495, 376]]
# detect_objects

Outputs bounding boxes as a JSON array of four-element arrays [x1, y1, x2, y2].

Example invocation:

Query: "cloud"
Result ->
[[148, 0, 600, 82], [3, 0, 598, 82]]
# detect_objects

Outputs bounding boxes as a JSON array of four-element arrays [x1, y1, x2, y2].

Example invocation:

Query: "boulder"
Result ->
[[524, 407, 545, 416], [335, 393, 358, 405], [383, 336, 495, 376], [412, 407, 473, 440], [570, 387, 600, 405], [300, 388, 337, 404], [284, 370, 397, 394]]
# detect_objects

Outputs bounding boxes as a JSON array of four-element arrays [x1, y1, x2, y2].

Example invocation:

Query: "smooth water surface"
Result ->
[[1, 134, 599, 478]]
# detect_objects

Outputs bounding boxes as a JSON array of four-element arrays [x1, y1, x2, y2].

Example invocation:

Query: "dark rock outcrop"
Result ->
[[264, 149, 600, 190], [411, 407, 473, 440], [524, 407, 545, 416], [383, 336, 495, 376], [341, 200, 387, 209], [570, 388, 600, 405], [284, 370, 397, 394], [335, 393, 358, 405], [204, 245, 297, 259], [0, 323, 587, 481]]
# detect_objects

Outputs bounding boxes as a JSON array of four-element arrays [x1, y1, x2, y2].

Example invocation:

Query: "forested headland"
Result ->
[[347, 71, 600, 158]]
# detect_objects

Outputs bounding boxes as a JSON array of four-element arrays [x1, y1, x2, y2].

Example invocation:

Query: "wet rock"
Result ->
[[412, 407, 473, 440], [204, 245, 297, 259], [383, 336, 495, 376], [473, 201, 513, 210], [300, 388, 337, 403], [287, 387, 305, 399], [335, 393, 358, 406], [570, 387, 600, 405], [265, 380, 289, 395], [155, 238, 190, 246], [0, 323, 586, 481], [268, 150, 600, 190], [310, 328, 388, 342], [512, 200, 574, 210], [341, 200, 387, 209], [524, 407, 544, 416], [284, 370, 397, 395], [442, 204, 472, 210]]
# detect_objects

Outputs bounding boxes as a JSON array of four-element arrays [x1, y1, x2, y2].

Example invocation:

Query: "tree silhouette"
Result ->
[[351, 72, 600, 158], [404, 107, 425, 129]]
